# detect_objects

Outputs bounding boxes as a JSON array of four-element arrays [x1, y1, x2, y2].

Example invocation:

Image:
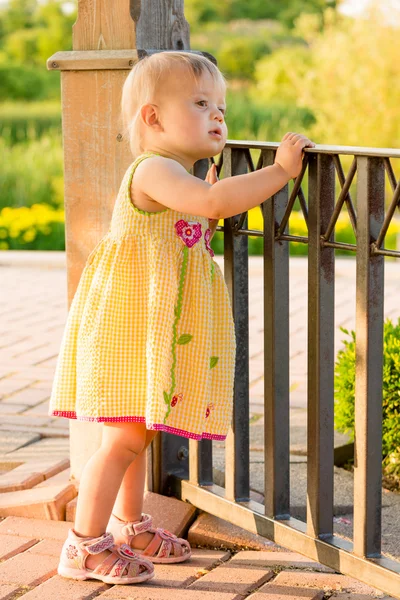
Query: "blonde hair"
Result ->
[[120, 51, 227, 158]]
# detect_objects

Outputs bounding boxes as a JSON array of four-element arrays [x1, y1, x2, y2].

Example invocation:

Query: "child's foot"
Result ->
[[58, 528, 155, 584], [107, 512, 192, 563]]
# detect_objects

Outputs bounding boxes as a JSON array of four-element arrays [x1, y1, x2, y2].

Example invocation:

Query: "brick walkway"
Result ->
[[0, 252, 399, 599], [0, 516, 391, 600]]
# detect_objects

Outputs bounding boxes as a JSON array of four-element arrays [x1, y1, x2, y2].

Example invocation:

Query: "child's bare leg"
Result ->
[[112, 429, 159, 550], [73, 421, 148, 570]]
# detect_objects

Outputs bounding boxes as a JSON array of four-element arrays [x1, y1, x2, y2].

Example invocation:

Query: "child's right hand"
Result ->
[[275, 132, 316, 180]]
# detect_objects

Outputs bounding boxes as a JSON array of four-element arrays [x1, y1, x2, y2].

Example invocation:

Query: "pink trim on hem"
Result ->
[[50, 410, 227, 441]]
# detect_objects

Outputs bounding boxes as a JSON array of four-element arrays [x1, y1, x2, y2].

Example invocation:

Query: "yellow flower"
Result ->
[[22, 229, 36, 242]]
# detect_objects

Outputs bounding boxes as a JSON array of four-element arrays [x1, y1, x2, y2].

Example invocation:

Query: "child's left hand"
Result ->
[[206, 164, 219, 236]]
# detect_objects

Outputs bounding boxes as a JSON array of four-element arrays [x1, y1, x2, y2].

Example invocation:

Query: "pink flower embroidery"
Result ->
[[204, 228, 215, 257], [66, 544, 78, 560], [175, 220, 202, 248]]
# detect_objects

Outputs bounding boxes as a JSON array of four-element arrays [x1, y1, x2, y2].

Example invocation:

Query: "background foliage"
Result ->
[[334, 321, 400, 477]]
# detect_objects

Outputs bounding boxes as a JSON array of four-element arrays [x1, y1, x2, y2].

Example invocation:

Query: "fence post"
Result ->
[[353, 156, 385, 557]]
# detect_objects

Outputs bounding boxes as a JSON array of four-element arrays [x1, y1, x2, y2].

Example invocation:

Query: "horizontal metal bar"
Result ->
[[277, 234, 309, 244], [235, 228, 264, 237], [372, 246, 400, 258], [323, 240, 357, 251], [217, 230, 399, 257], [224, 140, 400, 159], [179, 479, 400, 599]]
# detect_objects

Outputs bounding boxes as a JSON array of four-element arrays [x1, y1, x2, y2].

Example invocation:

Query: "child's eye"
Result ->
[[197, 101, 226, 116]]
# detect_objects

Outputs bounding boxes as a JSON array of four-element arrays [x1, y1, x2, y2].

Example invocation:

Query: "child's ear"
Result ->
[[140, 103, 162, 130]]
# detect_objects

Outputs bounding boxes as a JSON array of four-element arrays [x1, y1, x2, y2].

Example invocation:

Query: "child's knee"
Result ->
[[101, 422, 148, 457]]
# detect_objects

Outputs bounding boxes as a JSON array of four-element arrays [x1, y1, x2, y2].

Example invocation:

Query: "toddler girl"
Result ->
[[50, 50, 315, 585]]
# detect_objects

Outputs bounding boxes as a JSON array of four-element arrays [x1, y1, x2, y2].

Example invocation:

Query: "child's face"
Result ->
[[157, 69, 227, 160]]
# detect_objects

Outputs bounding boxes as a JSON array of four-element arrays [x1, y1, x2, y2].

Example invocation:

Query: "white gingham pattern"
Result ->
[[49, 152, 236, 440]]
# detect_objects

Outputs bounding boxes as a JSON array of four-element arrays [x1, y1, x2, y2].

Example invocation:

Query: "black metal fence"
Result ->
[[153, 140, 400, 598]]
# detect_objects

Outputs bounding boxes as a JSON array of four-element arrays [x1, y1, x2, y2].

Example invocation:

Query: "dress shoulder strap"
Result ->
[[125, 152, 169, 216]]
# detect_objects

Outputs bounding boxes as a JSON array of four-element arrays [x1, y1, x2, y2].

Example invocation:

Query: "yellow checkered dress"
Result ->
[[49, 151, 236, 440]]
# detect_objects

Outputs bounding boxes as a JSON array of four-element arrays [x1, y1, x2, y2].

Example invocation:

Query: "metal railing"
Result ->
[[153, 140, 400, 598]]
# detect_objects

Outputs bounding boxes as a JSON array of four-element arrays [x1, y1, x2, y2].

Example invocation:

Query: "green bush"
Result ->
[[0, 131, 64, 210], [334, 320, 400, 476], [0, 62, 60, 102], [0, 100, 61, 144]]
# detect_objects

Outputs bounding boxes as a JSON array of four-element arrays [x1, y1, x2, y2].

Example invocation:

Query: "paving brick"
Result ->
[[0, 403, 30, 414], [0, 378, 34, 398], [23, 400, 51, 416], [0, 516, 70, 540], [121, 548, 230, 589], [0, 583, 21, 600], [0, 552, 58, 586], [1, 367, 55, 382], [0, 424, 69, 438], [1, 388, 47, 407], [0, 484, 77, 520], [248, 583, 324, 600], [272, 572, 384, 595], [35, 467, 71, 488], [4, 438, 69, 460], [330, 595, 390, 600], [99, 587, 240, 599], [0, 432, 40, 455], [65, 497, 76, 522], [0, 415, 53, 428], [0, 465, 44, 492], [142, 491, 197, 538], [188, 511, 283, 551], [0, 534, 38, 561], [25, 539, 63, 557], [188, 564, 273, 595], [14, 575, 109, 600], [229, 551, 335, 572]]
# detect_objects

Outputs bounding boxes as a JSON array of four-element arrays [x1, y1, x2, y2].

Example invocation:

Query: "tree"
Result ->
[[185, 0, 337, 28], [249, 4, 400, 149]]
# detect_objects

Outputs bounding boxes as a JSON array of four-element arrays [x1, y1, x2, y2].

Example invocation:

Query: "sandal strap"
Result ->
[[121, 513, 153, 537], [82, 532, 115, 554], [141, 531, 163, 556], [92, 544, 152, 579], [92, 551, 120, 575]]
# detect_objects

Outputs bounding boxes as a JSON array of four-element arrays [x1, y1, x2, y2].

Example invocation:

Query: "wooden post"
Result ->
[[47, 0, 190, 482]]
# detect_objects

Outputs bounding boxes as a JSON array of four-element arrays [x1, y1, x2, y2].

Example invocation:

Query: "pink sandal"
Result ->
[[107, 512, 192, 563], [58, 529, 155, 584]]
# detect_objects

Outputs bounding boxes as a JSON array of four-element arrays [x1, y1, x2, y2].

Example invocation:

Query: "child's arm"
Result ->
[[134, 133, 315, 220]]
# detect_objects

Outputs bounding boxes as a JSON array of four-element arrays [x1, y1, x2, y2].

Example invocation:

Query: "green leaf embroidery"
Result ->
[[163, 391, 170, 405], [177, 334, 193, 345], [210, 356, 219, 369]]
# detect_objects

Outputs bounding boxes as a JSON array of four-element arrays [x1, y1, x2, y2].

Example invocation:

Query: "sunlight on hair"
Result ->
[[120, 51, 227, 158]]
